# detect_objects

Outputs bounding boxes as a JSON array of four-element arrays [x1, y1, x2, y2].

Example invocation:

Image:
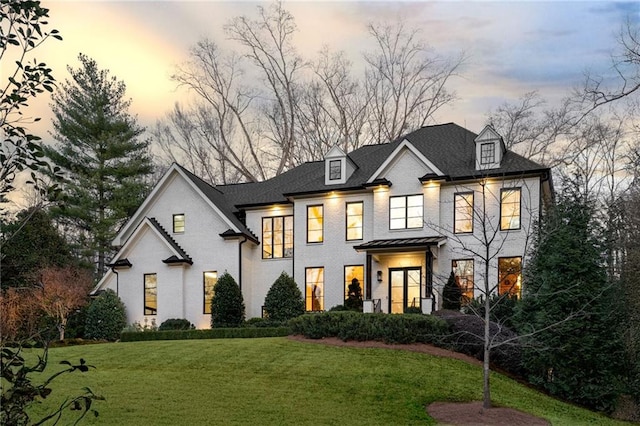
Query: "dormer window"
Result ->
[[480, 143, 495, 165], [329, 160, 342, 180]]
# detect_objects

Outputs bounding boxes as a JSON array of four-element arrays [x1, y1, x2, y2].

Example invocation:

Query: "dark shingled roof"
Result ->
[[147, 217, 193, 264], [174, 124, 549, 227]]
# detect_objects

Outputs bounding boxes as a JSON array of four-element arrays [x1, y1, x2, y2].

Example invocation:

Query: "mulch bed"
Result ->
[[288, 335, 550, 425]]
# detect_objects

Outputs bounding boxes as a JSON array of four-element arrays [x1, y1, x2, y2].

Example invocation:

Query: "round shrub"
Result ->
[[84, 289, 126, 341], [159, 318, 194, 331], [263, 272, 304, 322], [442, 271, 462, 310], [211, 273, 245, 328]]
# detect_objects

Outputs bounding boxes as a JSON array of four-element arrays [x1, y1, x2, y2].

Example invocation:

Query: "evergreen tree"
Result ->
[[344, 278, 363, 311], [210, 273, 245, 328], [44, 54, 153, 277], [85, 289, 126, 341], [264, 272, 304, 322], [515, 182, 626, 412], [1, 208, 78, 289], [442, 271, 462, 310]]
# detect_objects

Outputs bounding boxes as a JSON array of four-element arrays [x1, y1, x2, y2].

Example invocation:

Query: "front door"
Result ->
[[389, 267, 421, 313]]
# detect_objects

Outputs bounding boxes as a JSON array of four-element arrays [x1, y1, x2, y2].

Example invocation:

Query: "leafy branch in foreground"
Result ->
[[0, 345, 103, 425]]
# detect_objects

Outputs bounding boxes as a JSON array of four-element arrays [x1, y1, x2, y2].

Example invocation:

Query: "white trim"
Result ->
[[112, 164, 240, 246], [366, 139, 444, 184]]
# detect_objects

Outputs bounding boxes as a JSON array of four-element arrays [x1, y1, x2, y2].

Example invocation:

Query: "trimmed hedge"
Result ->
[[288, 311, 450, 344], [120, 327, 290, 342]]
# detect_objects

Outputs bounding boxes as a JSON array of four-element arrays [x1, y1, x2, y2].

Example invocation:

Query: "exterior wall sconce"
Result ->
[[377, 270, 383, 282]]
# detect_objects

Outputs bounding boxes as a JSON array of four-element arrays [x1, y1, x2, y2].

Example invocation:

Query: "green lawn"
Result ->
[[26, 338, 629, 425]]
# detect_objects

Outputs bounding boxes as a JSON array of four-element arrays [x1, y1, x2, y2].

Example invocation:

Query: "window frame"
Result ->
[[480, 142, 495, 165], [453, 192, 474, 234], [345, 201, 364, 241], [203, 271, 217, 314], [144, 273, 157, 316], [262, 215, 294, 259], [498, 256, 522, 298], [389, 194, 423, 230], [329, 159, 342, 181], [173, 213, 185, 233], [307, 204, 324, 243], [305, 267, 325, 312], [344, 264, 364, 299], [500, 187, 522, 231], [452, 259, 474, 303]]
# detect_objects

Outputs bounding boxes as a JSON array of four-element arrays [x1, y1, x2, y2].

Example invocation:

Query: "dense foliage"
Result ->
[[442, 271, 462, 310], [44, 54, 153, 276], [515, 186, 626, 412], [463, 293, 519, 330], [85, 289, 126, 341], [158, 318, 194, 331], [263, 272, 304, 322], [210, 273, 245, 328], [120, 327, 289, 342]]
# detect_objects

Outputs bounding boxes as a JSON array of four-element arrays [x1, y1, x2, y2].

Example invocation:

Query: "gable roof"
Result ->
[[214, 123, 548, 208]]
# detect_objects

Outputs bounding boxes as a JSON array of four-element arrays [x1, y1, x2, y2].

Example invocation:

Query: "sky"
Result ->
[[14, 1, 640, 158]]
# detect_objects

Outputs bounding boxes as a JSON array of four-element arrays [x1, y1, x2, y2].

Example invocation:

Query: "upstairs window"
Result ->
[[329, 159, 341, 180], [173, 214, 185, 233], [346, 201, 363, 241], [480, 143, 495, 165], [307, 205, 324, 243], [144, 273, 157, 315], [389, 195, 423, 230], [203, 271, 217, 314], [454, 192, 474, 234], [262, 216, 294, 259], [500, 188, 521, 230]]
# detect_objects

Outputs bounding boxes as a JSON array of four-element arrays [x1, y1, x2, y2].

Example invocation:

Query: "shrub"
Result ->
[[442, 271, 462, 310], [463, 293, 519, 329], [263, 272, 304, 322], [84, 289, 126, 341], [159, 318, 194, 331], [120, 327, 290, 342], [243, 317, 284, 328], [344, 278, 363, 311], [211, 273, 245, 328], [404, 306, 422, 314]]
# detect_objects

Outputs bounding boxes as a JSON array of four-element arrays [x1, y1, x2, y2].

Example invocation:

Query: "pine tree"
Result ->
[[515, 182, 626, 412], [264, 272, 304, 322], [210, 273, 245, 328], [44, 54, 153, 276]]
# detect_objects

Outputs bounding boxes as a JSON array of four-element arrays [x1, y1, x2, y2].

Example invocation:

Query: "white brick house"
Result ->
[[93, 123, 553, 328]]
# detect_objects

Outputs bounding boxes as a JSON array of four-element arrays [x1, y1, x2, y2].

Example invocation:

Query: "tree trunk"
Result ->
[[483, 293, 491, 409], [58, 317, 66, 341]]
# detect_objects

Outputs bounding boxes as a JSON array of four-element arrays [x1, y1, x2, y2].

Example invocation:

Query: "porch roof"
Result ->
[[353, 236, 446, 253]]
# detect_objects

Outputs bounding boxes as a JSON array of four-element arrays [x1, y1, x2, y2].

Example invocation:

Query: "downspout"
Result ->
[[111, 267, 119, 296], [238, 236, 248, 291]]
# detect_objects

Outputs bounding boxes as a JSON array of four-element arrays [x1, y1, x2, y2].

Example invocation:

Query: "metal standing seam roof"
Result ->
[[353, 236, 447, 252]]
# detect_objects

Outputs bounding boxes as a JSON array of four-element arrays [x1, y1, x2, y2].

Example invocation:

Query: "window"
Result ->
[[480, 143, 495, 164], [305, 267, 324, 311], [454, 192, 474, 233], [144, 273, 157, 315], [203, 271, 217, 314], [329, 159, 341, 180], [498, 257, 522, 298], [452, 259, 474, 303], [307, 205, 323, 243], [500, 188, 521, 230], [346, 201, 363, 241], [173, 214, 185, 233], [389, 195, 423, 229], [262, 216, 293, 259], [344, 265, 364, 299]]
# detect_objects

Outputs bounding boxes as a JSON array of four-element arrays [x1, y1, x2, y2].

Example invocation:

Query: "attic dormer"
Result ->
[[324, 145, 356, 185], [475, 125, 506, 171]]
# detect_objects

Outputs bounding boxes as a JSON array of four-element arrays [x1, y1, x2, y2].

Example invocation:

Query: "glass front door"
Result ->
[[389, 267, 421, 313]]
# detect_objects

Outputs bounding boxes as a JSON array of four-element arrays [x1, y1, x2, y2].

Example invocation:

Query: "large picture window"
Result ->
[[452, 259, 474, 303], [305, 267, 324, 311], [173, 214, 185, 233], [203, 271, 217, 314], [498, 257, 522, 297], [346, 201, 363, 241], [344, 265, 364, 299], [454, 192, 474, 234], [307, 205, 324, 243], [262, 216, 293, 259], [500, 188, 521, 230], [389, 195, 423, 229], [144, 273, 157, 315]]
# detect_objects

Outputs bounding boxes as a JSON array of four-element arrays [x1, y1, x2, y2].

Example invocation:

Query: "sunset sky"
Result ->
[[20, 1, 640, 149]]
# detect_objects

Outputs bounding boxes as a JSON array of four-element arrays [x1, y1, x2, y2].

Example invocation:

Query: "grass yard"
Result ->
[[26, 337, 630, 425]]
